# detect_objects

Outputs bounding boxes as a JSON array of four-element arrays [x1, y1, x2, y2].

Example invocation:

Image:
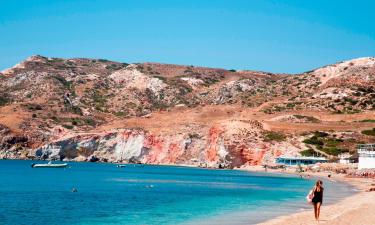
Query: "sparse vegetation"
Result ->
[[303, 132, 348, 156], [84, 118, 96, 126], [69, 106, 83, 115], [0, 95, 10, 106], [263, 131, 286, 142], [62, 124, 74, 129], [361, 128, 375, 136], [359, 119, 375, 123], [300, 149, 316, 157], [25, 103, 43, 111], [114, 111, 128, 117], [294, 115, 320, 123], [188, 133, 200, 139], [90, 90, 107, 111], [321, 147, 348, 156], [303, 136, 324, 146], [98, 59, 109, 63], [51, 75, 73, 90]]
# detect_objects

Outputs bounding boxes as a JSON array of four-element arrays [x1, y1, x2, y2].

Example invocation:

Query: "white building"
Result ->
[[358, 144, 375, 170], [276, 156, 328, 166], [338, 153, 357, 164]]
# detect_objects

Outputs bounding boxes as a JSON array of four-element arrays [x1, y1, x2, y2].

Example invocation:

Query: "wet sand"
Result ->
[[246, 167, 375, 225]]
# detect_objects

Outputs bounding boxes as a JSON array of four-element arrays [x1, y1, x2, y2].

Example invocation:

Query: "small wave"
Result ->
[[108, 178, 265, 189]]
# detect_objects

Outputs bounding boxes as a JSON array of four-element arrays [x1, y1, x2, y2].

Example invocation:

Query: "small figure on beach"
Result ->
[[311, 180, 324, 221]]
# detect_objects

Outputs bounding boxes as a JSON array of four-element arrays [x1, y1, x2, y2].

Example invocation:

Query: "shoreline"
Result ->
[[242, 166, 375, 225], [2, 159, 374, 224]]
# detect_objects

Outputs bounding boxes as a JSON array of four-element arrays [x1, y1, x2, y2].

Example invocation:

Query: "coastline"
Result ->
[[241, 167, 375, 225], [2, 159, 374, 224]]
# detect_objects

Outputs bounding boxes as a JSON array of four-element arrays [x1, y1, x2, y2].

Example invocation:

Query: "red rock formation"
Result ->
[[239, 144, 268, 166], [205, 126, 224, 162], [144, 135, 165, 163], [166, 143, 183, 163]]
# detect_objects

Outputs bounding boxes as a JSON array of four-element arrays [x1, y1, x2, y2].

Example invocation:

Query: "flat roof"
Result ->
[[357, 144, 375, 151], [277, 156, 327, 161]]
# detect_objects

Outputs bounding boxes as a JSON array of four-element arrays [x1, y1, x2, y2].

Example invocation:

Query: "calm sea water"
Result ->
[[0, 160, 354, 225]]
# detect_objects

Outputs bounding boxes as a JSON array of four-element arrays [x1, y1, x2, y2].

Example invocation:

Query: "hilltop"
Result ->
[[0, 55, 374, 167]]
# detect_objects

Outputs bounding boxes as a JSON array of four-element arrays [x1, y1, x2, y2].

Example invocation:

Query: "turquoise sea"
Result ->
[[0, 160, 354, 225]]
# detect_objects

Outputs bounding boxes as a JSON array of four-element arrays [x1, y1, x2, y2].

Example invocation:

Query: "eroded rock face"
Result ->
[[0, 124, 30, 159], [29, 120, 300, 168]]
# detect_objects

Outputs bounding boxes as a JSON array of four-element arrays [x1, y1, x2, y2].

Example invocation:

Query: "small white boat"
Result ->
[[117, 164, 126, 168], [31, 161, 68, 168]]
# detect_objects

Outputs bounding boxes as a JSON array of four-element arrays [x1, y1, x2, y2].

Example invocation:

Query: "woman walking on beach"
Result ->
[[311, 180, 324, 221]]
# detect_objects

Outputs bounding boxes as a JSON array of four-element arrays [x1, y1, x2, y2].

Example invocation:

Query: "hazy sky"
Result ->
[[1, 0, 374, 73]]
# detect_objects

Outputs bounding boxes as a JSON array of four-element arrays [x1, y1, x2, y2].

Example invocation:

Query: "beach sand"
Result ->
[[248, 167, 375, 225]]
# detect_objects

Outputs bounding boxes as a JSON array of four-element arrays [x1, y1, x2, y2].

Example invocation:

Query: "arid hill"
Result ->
[[0, 55, 374, 168]]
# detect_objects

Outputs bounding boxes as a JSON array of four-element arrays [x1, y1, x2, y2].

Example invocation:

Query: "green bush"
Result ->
[[26, 103, 43, 111], [51, 75, 73, 89], [303, 136, 323, 146], [314, 131, 329, 137], [188, 133, 200, 139], [72, 106, 83, 115], [359, 119, 375, 123], [62, 124, 74, 129], [294, 115, 320, 123], [321, 147, 347, 156], [114, 111, 127, 117], [300, 149, 316, 157], [84, 118, 96, 126], [263, 131, 286, 142], [0, 95, 10, 106], [51, 116, 59, 122], [286, 103, 295, 108], [324, 138, 343, 147], [361, 128, 375, 136]]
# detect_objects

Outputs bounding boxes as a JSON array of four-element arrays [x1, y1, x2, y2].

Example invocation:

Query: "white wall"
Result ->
[[339, 159, 350, 164], [358, 155, 375, 169]]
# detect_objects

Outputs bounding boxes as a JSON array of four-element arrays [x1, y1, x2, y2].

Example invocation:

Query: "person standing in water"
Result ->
[[311, 180, 324, 220]]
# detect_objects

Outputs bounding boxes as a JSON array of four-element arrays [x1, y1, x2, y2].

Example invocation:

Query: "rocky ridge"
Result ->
[[0, 55, 374, 168]]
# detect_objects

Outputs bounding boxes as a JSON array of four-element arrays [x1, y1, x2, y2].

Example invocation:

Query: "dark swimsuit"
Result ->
[[312, 188, 323, 204]]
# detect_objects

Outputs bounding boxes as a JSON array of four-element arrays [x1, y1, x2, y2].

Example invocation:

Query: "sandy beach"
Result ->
[[245, 167, 375, 225]]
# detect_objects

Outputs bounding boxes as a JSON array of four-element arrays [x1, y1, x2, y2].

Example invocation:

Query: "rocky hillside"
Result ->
[[0, 55, 374, 168]]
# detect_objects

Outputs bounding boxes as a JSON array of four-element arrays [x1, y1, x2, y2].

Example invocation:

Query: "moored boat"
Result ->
[[31, 161, 68, 168], [117, 164, 126, 168]]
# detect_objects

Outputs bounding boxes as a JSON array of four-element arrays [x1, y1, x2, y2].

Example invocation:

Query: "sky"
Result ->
[[0, 0, 374, 73]]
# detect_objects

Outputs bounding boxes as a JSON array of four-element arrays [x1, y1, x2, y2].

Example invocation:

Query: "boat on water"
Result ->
[[117, 164, 126, 168], [31, 161, 68, 168]]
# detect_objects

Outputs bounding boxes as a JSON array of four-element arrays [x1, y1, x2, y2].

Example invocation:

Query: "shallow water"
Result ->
[[0, 160, 354, 225]]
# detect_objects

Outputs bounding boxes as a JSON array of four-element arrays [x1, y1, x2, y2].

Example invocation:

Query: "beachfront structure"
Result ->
[[339, 153, 358, 164], [275, 156, 328, 166], [358, 144, 375, 170]]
